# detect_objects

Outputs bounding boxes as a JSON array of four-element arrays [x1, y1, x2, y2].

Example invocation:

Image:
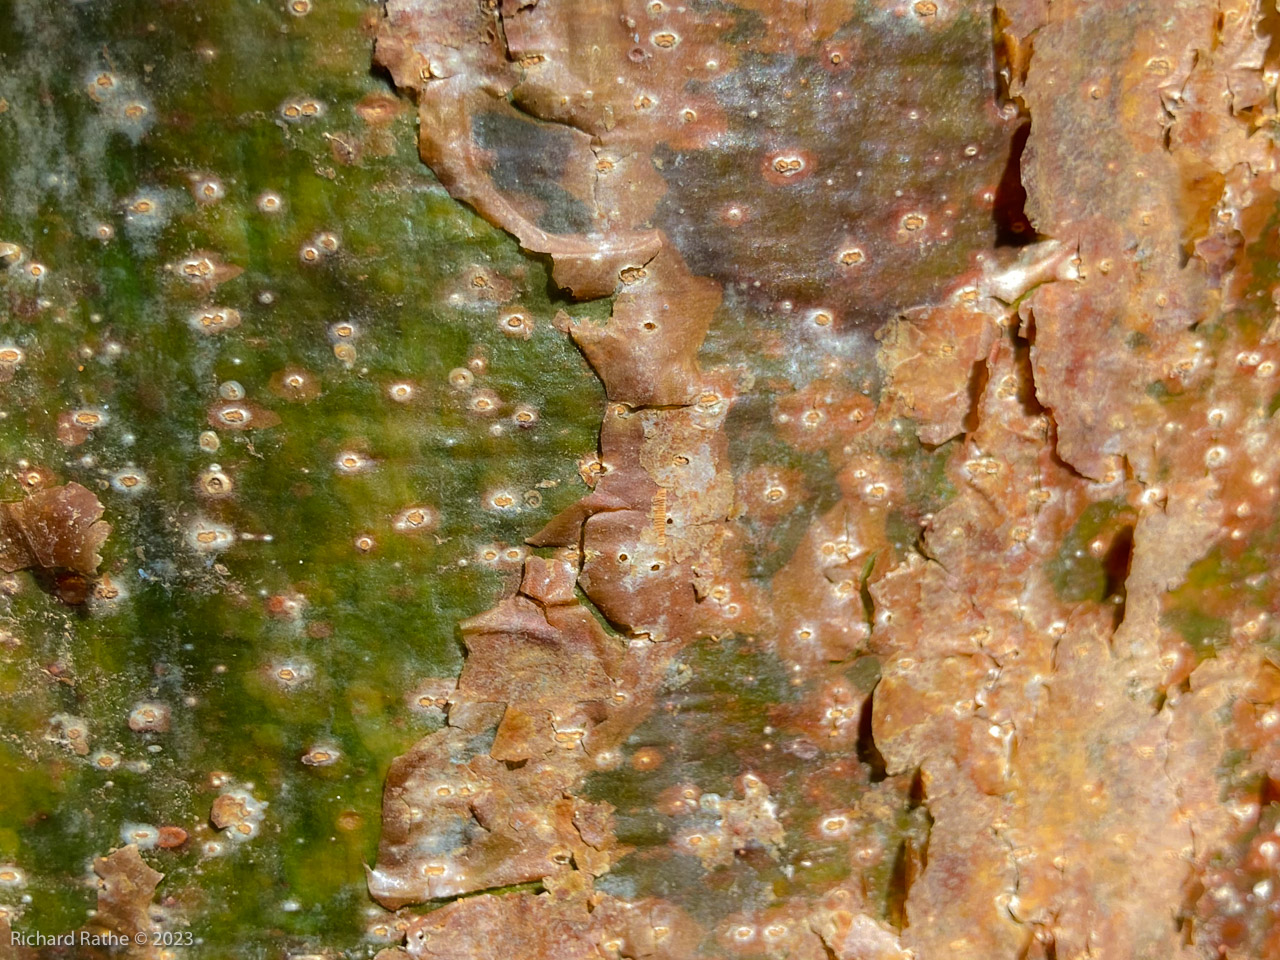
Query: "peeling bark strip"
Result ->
[[0, 483, 110, 577], [0, 482, 111, 605], [85, 846, 164, 959], [374, 1, 1280, 957]]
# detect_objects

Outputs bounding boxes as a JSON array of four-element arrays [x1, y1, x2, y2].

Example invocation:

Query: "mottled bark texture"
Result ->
[[370, 1, 1280, 958]]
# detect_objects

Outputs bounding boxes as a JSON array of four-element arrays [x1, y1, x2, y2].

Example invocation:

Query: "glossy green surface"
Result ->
[[0, 0, 605, 953]]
